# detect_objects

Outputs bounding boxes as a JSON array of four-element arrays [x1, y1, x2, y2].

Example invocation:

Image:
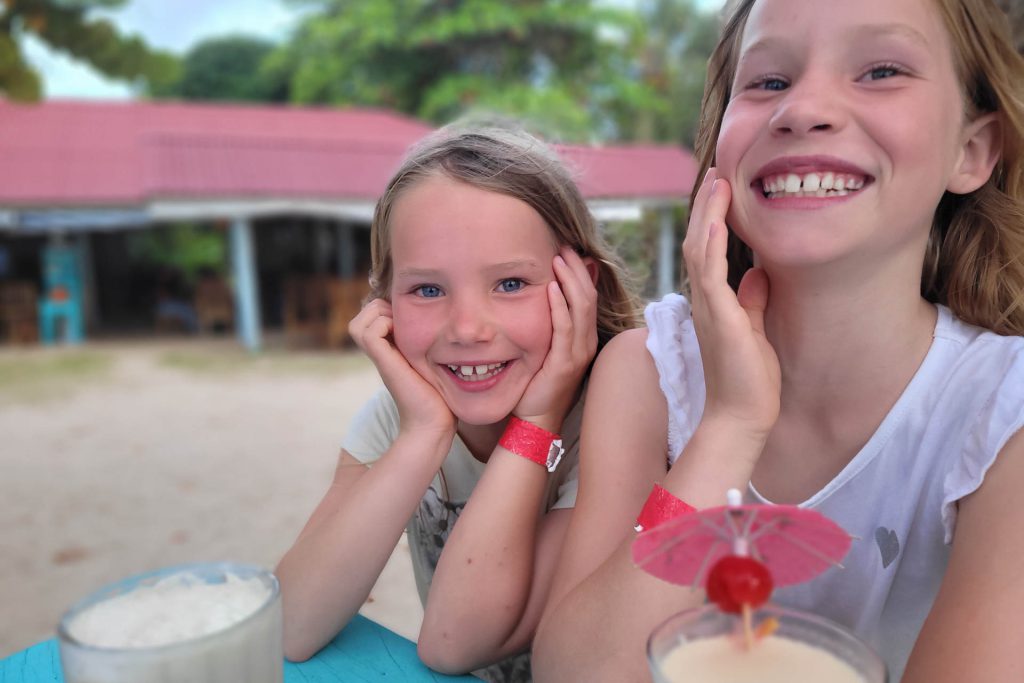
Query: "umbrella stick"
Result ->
[[742, 603, 754, 650]]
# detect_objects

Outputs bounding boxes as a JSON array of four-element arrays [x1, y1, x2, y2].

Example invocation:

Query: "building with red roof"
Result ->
[[0, 100, 697, 348]]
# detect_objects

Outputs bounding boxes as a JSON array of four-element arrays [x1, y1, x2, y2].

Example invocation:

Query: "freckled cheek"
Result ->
[[510, 302, 554, 365], [714, 110, 755, 178], [390, 305, 439, 366], [712, 115, 757, 241]]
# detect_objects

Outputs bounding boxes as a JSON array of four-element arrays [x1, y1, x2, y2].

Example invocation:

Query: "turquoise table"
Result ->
[[0, 615, 478, 682]]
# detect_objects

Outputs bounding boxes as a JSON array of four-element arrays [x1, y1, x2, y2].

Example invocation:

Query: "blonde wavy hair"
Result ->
[[693, 0, 1024, 336], [369, 122, 643, 352]]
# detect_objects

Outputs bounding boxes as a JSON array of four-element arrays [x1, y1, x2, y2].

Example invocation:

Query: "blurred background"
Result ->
[[1, 0, 733, 356], [2, 0, 1023, 662]]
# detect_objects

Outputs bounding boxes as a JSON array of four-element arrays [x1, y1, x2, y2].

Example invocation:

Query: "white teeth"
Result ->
[[761, 171, 865, 198], [448, 362, 506, 381]]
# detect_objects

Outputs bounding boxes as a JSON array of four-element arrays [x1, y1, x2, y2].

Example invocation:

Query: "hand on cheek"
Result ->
[[683, 170, 781, 442], [513, 247, 598, 434], [349, 298, 455, 438]]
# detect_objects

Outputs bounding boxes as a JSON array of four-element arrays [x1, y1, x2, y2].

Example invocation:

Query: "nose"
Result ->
[[446, 294, 496, 344], [768, 76, 845, 137]]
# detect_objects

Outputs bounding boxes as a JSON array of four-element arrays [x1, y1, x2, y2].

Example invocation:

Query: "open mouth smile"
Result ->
[[445, 362, 508, 382], [759, 171, 870, 199]]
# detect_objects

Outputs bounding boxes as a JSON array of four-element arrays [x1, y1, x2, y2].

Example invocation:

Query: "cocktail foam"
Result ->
[[66, 572, 271, 649]]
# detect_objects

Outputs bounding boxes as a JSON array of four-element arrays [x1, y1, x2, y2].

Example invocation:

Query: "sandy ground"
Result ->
[[0, 338, 423, 659]]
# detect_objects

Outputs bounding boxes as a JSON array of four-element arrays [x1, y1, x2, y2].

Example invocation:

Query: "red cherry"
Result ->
[[706, 555, 774, 614]]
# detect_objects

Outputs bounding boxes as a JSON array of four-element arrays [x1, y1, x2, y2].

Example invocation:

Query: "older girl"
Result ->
[[534, 1, 1024, 681]]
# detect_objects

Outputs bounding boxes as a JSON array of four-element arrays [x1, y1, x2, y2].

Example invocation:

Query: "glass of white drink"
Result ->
[[58, 562, 282, 683], [648, 604, 886, 683]]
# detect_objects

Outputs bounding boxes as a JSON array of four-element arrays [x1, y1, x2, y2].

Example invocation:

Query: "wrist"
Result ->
[[664, 420, 765, 508], [498, 416, 564, 472], [395, 425, 456, 457], [634, 484, 696, 532], [511, 410, 565, 436]]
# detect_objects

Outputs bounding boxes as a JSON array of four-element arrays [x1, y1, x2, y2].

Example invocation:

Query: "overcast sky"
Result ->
[[23, 0, 304, 99], [24, 0, 726, 100]]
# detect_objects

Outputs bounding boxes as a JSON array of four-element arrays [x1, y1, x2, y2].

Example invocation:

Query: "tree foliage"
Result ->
[[1, 0, 179, 101], [263, 0, 660, 141], [151, 35, 287, 102], [624, 0, 719, 146]]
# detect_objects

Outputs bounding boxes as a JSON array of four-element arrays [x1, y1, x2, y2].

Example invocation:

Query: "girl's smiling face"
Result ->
[[715, 0, 973, 276], [388, 174, 557, 427]]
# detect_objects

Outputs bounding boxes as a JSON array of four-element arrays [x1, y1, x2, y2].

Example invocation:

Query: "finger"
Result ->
[[700, 179, 734, 309], [553, 248, 593, 302], [546, 279, 573, 364], [682, 167, 719, 264], [552, 251, 597, 359], [348, 301, 383, 339], [683, 170, 721, 308], [684, 171, 725, 316], [737, 267, 770, 336], [553, 251, 596, 317]]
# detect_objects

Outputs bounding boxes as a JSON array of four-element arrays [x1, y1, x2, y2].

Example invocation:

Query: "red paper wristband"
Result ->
[[634, 484, 696, 532], [499, 416, 564, 472]]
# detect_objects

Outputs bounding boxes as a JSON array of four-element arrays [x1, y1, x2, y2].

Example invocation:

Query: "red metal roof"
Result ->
[[0, 99, 697, 208]]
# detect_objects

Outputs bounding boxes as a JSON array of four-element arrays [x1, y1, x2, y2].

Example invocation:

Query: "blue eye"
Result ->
[[497, 278, 524, 293], [861, 63, 905, 82], [867, 66, 899, 80], [749, 76, 788, 91], [415, 285, 443, 298]]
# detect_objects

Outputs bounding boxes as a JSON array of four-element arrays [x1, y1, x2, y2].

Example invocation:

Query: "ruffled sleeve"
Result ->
[[941, 344, 1024, 543], [643, 294, 707, 465]]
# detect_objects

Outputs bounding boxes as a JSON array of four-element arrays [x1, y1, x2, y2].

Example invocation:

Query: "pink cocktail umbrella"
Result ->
[[633, 489, 853, 647], [632, 489, 852, 590]]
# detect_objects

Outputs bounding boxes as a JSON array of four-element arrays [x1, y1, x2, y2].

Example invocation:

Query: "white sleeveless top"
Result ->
[[644, 294, 1024, 681]]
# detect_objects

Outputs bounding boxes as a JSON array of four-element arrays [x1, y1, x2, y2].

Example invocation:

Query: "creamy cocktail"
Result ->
[[648, 605, 886, 683], [58, 562, 282, 683]]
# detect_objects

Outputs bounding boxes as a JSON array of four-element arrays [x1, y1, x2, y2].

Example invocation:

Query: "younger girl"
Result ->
[[533, 1, 1024, 681], [276, 123, 641, 681]]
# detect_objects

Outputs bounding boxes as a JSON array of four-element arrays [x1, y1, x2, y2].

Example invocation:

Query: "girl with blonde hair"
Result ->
[[534, 1, 1024, 681]]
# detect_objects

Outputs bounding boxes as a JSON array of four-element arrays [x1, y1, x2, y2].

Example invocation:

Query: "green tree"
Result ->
[[129, 223, 227, 284], [151, 35, 287, 102], [0, 0, 178, 101], [624, 0, 719, 147], [266, 0, 656, 141]]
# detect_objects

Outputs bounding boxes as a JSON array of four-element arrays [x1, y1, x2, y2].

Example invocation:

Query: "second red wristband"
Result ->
[[634, 483, 696, 532]]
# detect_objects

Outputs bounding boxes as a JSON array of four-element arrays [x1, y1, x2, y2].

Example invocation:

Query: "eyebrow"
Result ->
[[395, 259, 544, 279], [740, 23, 932, 61]]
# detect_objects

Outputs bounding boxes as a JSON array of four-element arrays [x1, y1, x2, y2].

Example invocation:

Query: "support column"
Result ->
[[75, 233, 99, 332], [657, 207, 676, 297], [230, 216, 262, 352]]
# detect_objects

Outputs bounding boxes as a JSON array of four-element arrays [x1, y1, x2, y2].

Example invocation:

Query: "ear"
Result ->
[[581, 256, 600, 287], [947, 112, 1002, 195]]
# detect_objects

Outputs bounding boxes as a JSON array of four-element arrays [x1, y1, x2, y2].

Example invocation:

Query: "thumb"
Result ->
[[737, 267, 769, 335]]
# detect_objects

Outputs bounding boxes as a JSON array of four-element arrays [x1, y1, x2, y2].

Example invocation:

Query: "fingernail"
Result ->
[[711, 179, 721, 195]]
